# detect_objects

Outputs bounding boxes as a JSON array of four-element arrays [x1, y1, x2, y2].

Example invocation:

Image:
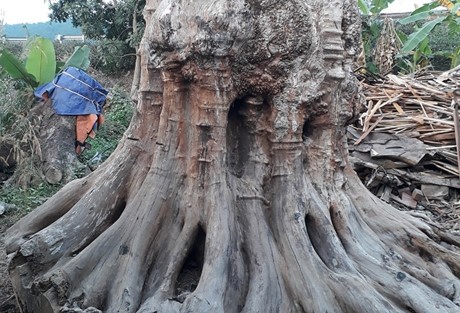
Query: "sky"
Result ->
[[0, 0, 434, 25], [0, 0, 51, 25], [383, 0, 431, 13]]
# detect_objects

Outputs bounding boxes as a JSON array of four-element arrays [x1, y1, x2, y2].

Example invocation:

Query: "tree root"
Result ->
[[7, 146, 460, 313], [5, 19, 460, 313]]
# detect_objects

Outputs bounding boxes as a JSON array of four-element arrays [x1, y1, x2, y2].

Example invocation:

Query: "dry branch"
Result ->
[[352, 69, 460, 232]]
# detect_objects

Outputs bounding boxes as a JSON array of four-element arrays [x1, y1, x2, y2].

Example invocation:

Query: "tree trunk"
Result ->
[[32, 100, 82, 185], [5, 0, 460, 312], [4, 99, 81, 187], [130, 0, 142, 102]]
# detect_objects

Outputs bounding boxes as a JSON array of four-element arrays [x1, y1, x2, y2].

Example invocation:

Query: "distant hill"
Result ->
[[2, 21, 82, 40]]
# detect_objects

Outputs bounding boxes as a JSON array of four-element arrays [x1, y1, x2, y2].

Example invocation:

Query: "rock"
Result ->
[[45, 166, 63, 184], [421, 184, 450, 200], [0, 201, 16, 216], [411, 188, 424, 201]]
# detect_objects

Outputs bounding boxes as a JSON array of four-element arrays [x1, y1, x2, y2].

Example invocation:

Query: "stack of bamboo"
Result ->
[[350, 68, 460, 231], [354, 69, 460, 177]]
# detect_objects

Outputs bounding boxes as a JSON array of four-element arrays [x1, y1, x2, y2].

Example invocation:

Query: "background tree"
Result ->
[[49, 0, 145, 76], [49, 0, 144, 42], [5, 0, 460, 313]]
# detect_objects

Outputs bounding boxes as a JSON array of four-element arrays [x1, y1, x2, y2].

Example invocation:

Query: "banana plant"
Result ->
[[25, 37, 57, 86], [0, 36, 91, 89], [358, 0, 370, 15], [62, 45, 91, 70], [358, 0, 396, 73], [0, 49, 38, 87], [399, 0, 460, 62]]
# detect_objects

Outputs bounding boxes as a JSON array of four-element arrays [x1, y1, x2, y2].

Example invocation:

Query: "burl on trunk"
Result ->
[[5, 0, 460, 312]]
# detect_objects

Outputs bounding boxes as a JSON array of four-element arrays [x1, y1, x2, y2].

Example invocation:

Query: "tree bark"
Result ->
[[130, 0, 142, 101], [4, 99, 81, 187], [32, 100, 82, 185], [5, 0, 460, 312]]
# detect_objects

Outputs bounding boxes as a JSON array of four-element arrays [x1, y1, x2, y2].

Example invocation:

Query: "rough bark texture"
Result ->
[[31, 100, 81, 185], [4, 99, 81, 187], [5, 0, 460, 312]]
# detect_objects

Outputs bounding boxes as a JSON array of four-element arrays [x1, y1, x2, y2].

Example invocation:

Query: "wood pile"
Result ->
[[349, 67, 460, 233]]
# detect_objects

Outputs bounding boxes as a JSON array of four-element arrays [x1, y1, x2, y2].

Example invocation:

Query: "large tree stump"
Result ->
[[5, 0, 460, 312]]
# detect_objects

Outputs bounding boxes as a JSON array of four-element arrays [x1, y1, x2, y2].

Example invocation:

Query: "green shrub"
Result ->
[[396, 21, 460, 71], [89, 39, 136, 74], [0, 183, 62, 212], [0, 42, 24, 59]]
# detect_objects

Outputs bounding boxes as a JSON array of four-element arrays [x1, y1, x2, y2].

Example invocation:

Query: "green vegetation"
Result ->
[[25, 37, 57, 86], [0, 79, 133, 212], [0, 181, 63, 233], [358, 0, 394, 15], [0, 39, 133, 214], [398, 1, 460, 69], [0, 36, 90, 88], [0, 183, 62, 213], [49, 0, 144, 73], [90, 39, 136, 74], [49, 0, 144, 43], [360, 0, 460, 73]]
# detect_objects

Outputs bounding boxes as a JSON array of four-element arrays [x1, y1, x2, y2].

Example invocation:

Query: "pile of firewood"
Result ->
[[350, 67, 460, 232]]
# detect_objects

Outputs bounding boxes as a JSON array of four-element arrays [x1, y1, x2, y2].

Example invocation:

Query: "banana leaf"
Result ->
[[358, 0, 370, 15], [25, 37, 57, 86], [451, 2, 460, 15], [369, 0, 393, 14], [412, 1, 440, 15], [401, 16, 446, 54], [0, 49, 38, 87], [62, 45, 91, 71], [399, 11, 431, 25]]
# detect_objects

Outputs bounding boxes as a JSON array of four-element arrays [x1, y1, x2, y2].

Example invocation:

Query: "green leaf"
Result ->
[[396, 30, 408, 43], [358, 0, 370, 15], [0, 49, 38, 87], [411, 1, 440, 16], [451, 2, 460, 15], [25, 37, 57, 85], [418, 37, 432, 55], [63, 45, 91, 70], [401, 16, 446, 53], [399, 11, 431, 25], [448, 17, 460, 33], [56, 61, 65, 73], [369, 0, 394, 14]]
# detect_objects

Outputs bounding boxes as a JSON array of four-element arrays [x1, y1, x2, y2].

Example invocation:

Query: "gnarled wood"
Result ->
[[5, 0, 460, 312]]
